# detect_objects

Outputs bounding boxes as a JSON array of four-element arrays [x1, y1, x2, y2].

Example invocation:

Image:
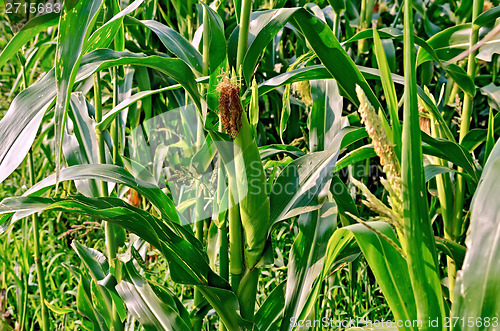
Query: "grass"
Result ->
[[1, 0, 500, 330]]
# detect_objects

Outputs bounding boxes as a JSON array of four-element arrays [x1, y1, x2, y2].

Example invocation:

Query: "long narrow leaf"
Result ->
[[452, 140, 500, 322], [401, 1, 445, 326], [0, 195, 252, 329], [0, 13, 60, 68], [117, 261, 192, 331], [281, 201, 337, 331], [54, 0, 104, 180]]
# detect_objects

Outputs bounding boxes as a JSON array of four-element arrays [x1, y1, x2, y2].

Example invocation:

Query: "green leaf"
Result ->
[[72, 241, 109, 281], [0, 70, 54, 183], [346, 27, 475, 96], [66, 93, 100, 166], [54, 0, 104, 180], [96, 76, 206, 131], [0, 13, 60, 68], [267, 65, 456, 145], [330, 175, 359, 226], [342, 27, 403, 45], [259, 145, 306, 160], [0, 195, 252, 330], [63, 93, 103, 197], [44, 300, 73, 315], [0, 49, 202, 184], [196, 285, 253, 330], [200, 1, 227, 111], [417, 86, 455, 141], [402, 2, 445, 326], [248, 64, 403, 109], [421, 132, 479, 183], [84, 0, 145, 54], [309, 79, 343, 152], [451, 139, 500, 321], [0, 196, 207, 283], [461, 128, 488, 152], [199, 1, 226, 73], [247, 65, 329, 102], [90, 279, 113, 327], [254, 281, 286, 331], [481, 83, 500, 111], [72, 241, 128, 326], [334, 146, 377, 173], [76, 276, 105, 328], [234, 0, 242, 23], [327, 0, 345, 14], [443, 63, 476, 96], [281, 201, 337, 331], [116, 260, 192, 331], [373, 28, 401, 159], [241, 8, 297, 84], [269, 128, 347, 225], [343, 222, 418, 329], [434, 237, 466, 270], [417, 24, 469, 65], [456, 0, 473, 21], [340, 127, 369, 149], [290, 9, 381, 109], [296, 227, 359, 322], [424, 164, 454, 183], [124, 16, 203, 73], [24, 164, 180, 224], [474, 6, 500, 26], [76, 49, 202, 111], [485, 108, 495, 163], [235, 8, 379, 109]]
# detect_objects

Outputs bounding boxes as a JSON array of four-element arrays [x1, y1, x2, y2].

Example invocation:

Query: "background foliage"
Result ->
[[0, 0, 499, 330]]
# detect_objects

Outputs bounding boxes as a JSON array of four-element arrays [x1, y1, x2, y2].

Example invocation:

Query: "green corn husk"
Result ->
[[218, 77, 270, 270], [234, 106, 270, 269]]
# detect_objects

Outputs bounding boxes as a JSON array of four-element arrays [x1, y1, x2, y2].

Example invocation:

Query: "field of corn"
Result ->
[[0, 0, 499, 330]]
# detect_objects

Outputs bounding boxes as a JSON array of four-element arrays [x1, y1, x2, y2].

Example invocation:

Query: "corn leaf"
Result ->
[[309, 79, 343, 152], [231, 7, 379, 108], [117, 260, 192, 331], [281, 201, 337, 331], [0, 70, 54, 184], [345, 27, 476, 97], [295, 227, 360, 323], [0, 49, 201, 185], [402, 1, 446, 326], [0, 12, 59, 68], [84, 0, 145, 54], [269, 128, 347, 226], [54, 0, 104, 180], [338, 223, 418, 330], [373, 28, 401, 159], [0, 195, 253, 330], [451, 139, 500, 322], [334, 146, 377, 173], [23, 164, 180, 224], [124, 16, 203, 73], [254, 281, 286, 331]]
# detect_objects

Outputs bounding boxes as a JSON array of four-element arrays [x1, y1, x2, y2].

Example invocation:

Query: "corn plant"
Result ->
[[1, 0, 499, 330]]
